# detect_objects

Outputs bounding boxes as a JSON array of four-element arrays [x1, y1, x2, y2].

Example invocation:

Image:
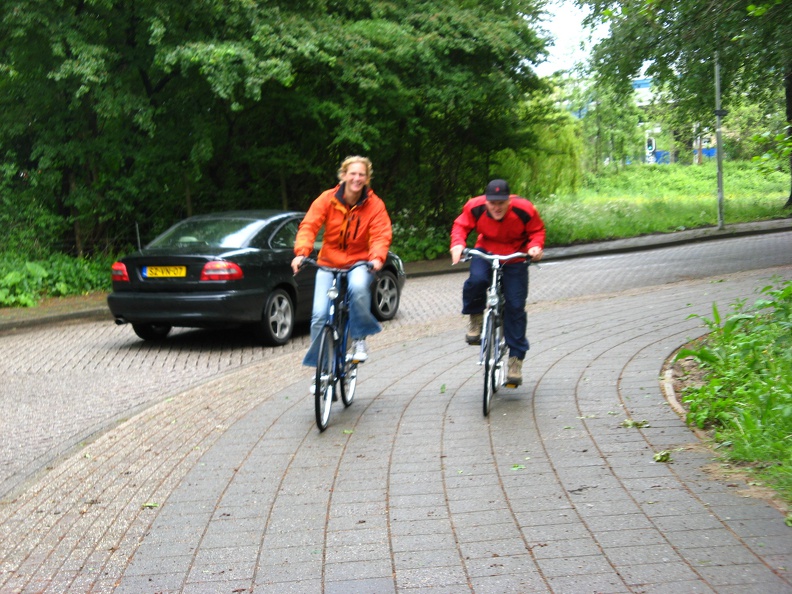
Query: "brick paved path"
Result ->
[[0, 231, 791, 592]]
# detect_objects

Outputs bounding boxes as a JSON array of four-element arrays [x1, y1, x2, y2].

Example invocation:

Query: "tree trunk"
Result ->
[[184, 172, 193, 217], [279, 170, 288, 210], [785, 69, 792, 208], [69, 171, 84, 257], [594, 102, 601, 172]]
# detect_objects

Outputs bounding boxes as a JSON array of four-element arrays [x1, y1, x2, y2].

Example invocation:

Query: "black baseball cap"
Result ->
[[485, 179, 510, 201]]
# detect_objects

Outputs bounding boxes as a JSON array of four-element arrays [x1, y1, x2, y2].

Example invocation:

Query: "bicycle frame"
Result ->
[[301, 259, 369, 431], [462, 248, 529, 415], [325, 271, 351, 375]]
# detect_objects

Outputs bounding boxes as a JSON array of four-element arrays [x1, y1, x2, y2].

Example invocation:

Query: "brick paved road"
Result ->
[[0, 230, 791, 592]]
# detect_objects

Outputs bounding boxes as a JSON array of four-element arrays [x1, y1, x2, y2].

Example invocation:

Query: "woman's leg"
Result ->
[[302, 269, 333, 367], [347, 265, 382, 340]]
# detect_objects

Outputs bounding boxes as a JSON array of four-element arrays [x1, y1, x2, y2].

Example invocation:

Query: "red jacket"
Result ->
[[450, 195, 545, 260], [294, 184, 392, 268]]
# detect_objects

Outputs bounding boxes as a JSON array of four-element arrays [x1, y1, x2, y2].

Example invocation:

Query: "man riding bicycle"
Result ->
[[450, 179, 546, 386]]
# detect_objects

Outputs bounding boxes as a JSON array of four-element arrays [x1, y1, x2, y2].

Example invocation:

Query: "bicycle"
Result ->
[[461, 248, 530, 416], [300, 259, 371, 432]]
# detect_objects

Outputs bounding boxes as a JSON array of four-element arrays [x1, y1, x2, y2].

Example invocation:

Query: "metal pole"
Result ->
[[715, 54, 725, 230]]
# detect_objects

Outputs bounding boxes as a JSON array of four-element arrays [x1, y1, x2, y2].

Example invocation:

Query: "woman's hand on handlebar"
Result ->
[[370, 258, 383, 272], [291, 255, 306, 275]]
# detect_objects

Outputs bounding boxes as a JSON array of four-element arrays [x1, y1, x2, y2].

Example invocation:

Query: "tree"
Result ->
[[0, 0, 550, 256], [580, 0, 792, 205], [493, 77, 585, 197], [568, 74, 643, 171]]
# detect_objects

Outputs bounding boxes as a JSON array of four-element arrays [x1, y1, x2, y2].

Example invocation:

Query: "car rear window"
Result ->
[[149, 219, 263, 249]]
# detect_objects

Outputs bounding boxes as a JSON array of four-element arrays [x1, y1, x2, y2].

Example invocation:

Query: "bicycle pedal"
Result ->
[[503, 382, 520, 389]]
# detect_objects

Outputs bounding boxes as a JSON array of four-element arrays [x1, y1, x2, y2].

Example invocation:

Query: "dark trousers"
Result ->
[[461, 257, 530, 360]]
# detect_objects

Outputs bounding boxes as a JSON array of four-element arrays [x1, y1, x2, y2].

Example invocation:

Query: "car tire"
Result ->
[[254, 288, 294, 346], [371, 270, 400, 321], [132, 323, 172, 341]]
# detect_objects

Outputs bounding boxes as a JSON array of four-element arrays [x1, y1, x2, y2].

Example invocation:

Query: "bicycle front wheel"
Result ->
[[482, 313, 496, 416], [315, 326, 335, 432], [493, 320, 505, 393], [339, 324, 357, 407]]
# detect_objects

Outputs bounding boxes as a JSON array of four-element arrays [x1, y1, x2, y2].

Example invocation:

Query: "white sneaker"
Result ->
[[309, 380, 316, 394], [352, 339, 368, 362]]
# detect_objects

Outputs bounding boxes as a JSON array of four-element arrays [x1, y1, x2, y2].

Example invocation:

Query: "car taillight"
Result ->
[[200, 261, 244, 281], [111, 262, 129, 282]]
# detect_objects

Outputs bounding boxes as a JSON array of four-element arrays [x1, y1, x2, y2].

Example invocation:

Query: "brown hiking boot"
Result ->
[[465, 313, 483, 345], [506, 356, 523, 386]]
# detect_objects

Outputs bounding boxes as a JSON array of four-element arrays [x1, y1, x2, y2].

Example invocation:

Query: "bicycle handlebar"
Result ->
[[461, 248, 530, 263], [298, 258, 373, 274]]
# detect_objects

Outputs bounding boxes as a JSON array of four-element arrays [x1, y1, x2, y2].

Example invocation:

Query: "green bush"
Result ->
[[0, 253, 113, 307], [677, 279, 792, 505], [390, 209, 450, 262]]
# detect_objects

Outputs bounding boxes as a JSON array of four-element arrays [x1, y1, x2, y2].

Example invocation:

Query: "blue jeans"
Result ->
[[302, 267, 382, 367], [462, 257, 530, 360]]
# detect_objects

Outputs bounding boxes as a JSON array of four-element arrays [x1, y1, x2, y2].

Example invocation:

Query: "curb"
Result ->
[[404, 218, 792, 278], [661, 368, 709, 442], [1, 219, 791, 329]]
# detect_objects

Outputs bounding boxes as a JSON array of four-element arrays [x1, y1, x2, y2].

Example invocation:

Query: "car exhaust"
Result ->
[[114, 317, 128, 325]]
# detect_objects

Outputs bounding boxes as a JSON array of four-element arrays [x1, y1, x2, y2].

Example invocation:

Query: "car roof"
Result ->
[[185, 210, 305, 222]]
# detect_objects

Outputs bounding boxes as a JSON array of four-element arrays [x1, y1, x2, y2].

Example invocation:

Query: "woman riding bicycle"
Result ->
[[291, 156, 392, 381], [449, 179, 546, 387]]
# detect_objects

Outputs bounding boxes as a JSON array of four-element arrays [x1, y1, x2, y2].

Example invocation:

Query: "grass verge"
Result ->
[[542, 161, 789, 246], [674, 278, 792, 512]]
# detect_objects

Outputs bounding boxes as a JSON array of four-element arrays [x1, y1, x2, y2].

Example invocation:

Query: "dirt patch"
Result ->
[[701, 460, 790, 514], [669, 354, 709, 399]]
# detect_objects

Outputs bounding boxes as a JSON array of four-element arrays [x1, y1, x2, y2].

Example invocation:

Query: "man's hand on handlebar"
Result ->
[[452, 245, 543, 264], [450, 245, 465, 265]]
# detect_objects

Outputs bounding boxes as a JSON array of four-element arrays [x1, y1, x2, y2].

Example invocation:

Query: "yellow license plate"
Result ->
[[145, 266, 186, 278]]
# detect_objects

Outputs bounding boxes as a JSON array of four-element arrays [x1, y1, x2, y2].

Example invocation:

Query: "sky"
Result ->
[[534, 0, 607, 77]]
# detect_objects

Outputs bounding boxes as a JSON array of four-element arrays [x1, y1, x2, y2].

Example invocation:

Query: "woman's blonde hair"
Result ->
[[337, 155, 373, 182]]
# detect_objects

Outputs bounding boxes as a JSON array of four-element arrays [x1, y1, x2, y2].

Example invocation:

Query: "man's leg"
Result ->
[[461, 257, 490, 344], [502, 262, 529, 385]]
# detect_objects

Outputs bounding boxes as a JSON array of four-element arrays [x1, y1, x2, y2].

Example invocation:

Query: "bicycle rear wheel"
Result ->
[[315, 326, 334, 431], [339, 323, 357, 407], [482, 313, 496, 416]]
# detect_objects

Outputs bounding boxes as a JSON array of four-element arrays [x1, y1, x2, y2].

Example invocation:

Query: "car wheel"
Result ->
[[255, 289, 294, 346], [371, 270, 400, 321], [132, 323, 172, 341]]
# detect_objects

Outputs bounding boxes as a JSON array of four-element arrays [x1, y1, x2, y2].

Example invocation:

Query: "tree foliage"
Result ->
[[492, 79, 584, 197], [579, 0, 792, 203], [0, 0, 549, 256]]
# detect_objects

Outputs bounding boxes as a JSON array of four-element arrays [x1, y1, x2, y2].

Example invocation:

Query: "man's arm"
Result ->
[[449, 204, 475, 265], [523, 202, 546, 261]]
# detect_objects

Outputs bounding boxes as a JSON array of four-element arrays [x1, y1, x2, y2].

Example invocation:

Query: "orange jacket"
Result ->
[[294, 184, 392, 268]]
